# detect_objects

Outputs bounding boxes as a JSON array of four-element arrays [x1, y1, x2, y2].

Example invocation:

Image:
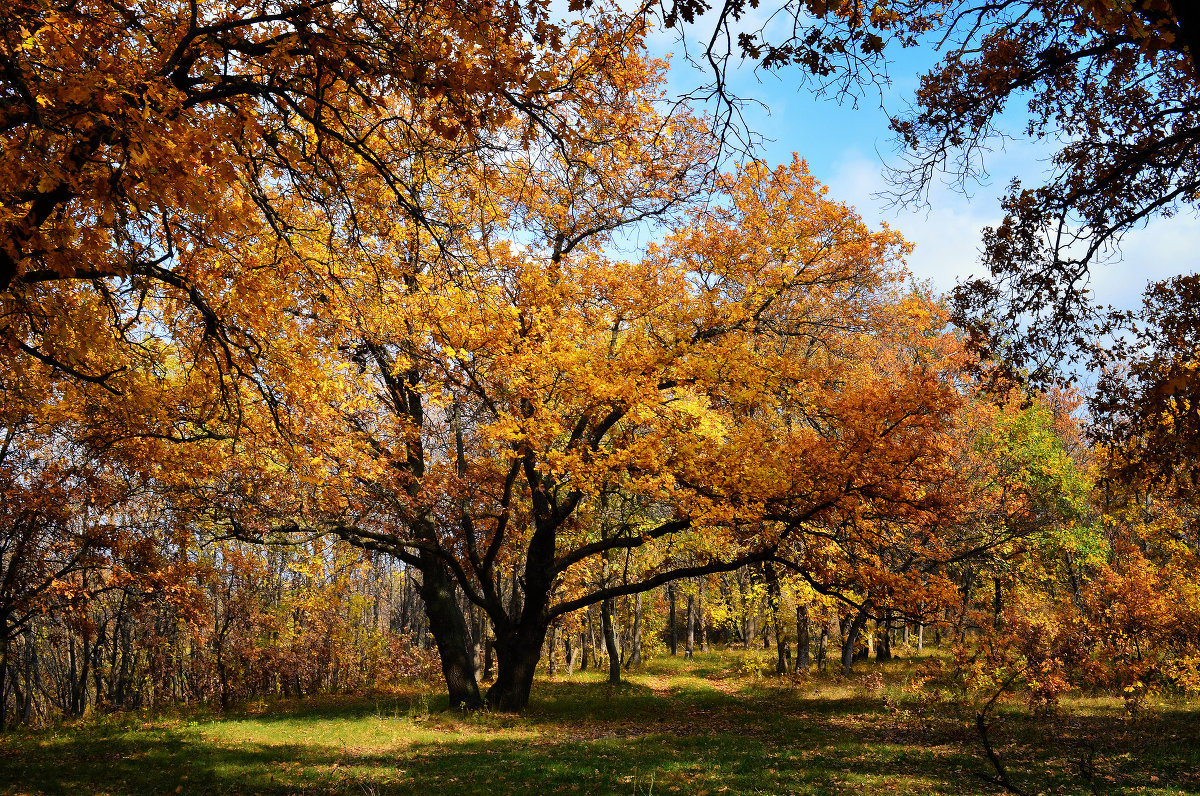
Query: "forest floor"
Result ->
[[1, 649, 1197, 795]]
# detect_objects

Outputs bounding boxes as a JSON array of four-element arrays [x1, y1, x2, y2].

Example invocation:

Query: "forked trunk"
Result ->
[[487, 623, 550, 711]]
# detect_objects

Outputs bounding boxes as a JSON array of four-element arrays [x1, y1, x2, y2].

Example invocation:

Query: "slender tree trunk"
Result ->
[[763, 563, 789, 674], [627, 592, 643, 668], [668, 583, 678, 656], [0, 625, 9, 731], [548, 623, 560, 677], [744, 580, 758, 649], [685, 593, 695, 659], [698, 580, 709, 653], [589, 608, 602, 664], [993, 577, 1003, 629], [482, 633, 494, 682], [958, 568, 975, 642], [841, 604, 872, 677]]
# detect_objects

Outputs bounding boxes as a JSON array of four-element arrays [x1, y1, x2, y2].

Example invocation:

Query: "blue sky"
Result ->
[[650, 24, 1196, 318]]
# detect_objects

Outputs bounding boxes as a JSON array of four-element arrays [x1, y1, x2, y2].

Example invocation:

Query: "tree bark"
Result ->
[[795, 603, 810, 673], [627, 592, 643, 667], [548, 623, 561, 677], [685, 592, 695, 659], [876, 610, 893, 662], [841, 604, 872, 677], [565, 631, 580, 675], [668, 583, 678, 656], [487, 621, 550, 711], [763, 563, 789, 674], [601, 597, 621, 685], [417, 554, 484, 709]]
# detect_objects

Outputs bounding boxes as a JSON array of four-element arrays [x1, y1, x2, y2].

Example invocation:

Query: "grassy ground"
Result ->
[[1, 650, 1197, 796]]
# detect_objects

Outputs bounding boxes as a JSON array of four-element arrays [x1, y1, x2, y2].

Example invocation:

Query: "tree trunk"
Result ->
[[698, 580, 709, 653], [627, 592, 643, 667], [876, 610, 893, 661], [601, 597, 621, 685], [548, 623, 561, 677], [668, 583, 678, 656], [487, 621, 550, 712], [418, 556, 484, 709], [841, 604, 872, 677], [763, 563, 789, 674], [565, 632, 580, 675], [685, 593, 695, 659], [0, 625, 9, 731], [795, 603, 810, 673], [993, 577, 1003, 629]]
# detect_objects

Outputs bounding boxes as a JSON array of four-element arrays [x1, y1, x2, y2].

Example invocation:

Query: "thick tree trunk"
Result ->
[[601, 597, 621, 685], [876, 610, 893, 661], [795, 603, 810, 673], [418, 557, 484, 709], [565, 632, 580, 675], [487, 622, 550, 711]]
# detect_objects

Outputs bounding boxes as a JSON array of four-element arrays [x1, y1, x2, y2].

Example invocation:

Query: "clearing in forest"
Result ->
[[1, 650, 1197, 796]]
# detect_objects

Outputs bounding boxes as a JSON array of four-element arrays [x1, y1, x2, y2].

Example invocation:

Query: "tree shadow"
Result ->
[[1, 678, 1197, 796]]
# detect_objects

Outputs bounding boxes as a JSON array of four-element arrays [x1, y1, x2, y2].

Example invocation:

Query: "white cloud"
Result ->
[[1085, 213, 1200, 309], [823, 150, 999, 297]]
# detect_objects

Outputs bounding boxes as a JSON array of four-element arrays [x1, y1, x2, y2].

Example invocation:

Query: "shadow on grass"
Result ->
[[2, 665, 1198, 796]]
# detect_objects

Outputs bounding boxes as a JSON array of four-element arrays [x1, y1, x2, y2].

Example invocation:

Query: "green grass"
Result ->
[[2, 650, 1197, 795]]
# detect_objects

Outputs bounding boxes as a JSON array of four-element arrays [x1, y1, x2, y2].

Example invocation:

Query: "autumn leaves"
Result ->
[[3, 0, 1164, 717]]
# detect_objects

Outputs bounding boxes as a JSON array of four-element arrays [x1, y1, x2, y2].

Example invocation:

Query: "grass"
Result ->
[[1, 649, 1197, 795]]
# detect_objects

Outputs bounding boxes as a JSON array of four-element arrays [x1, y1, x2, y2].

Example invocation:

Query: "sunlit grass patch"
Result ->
[[1, 649, 1197, 796]]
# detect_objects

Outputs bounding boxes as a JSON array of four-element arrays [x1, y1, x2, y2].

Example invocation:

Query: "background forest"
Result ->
[[1, 1, 1199, 790]]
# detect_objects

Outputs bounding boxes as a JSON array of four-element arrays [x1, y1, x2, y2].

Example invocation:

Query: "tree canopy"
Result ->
[[1, 0, 1198, 720]]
